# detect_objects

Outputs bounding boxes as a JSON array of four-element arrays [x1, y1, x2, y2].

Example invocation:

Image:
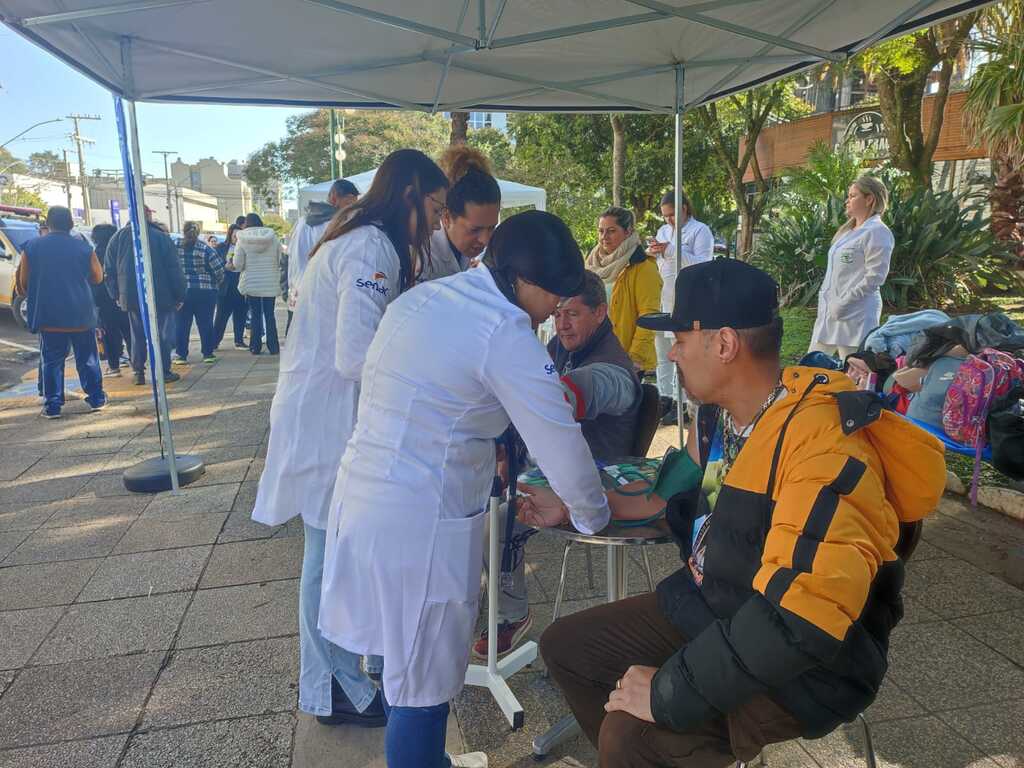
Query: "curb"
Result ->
[[945, 470, 1024, 522]]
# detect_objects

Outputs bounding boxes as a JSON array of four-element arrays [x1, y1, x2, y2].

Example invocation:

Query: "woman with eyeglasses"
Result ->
[[251, 149, 449, 731]]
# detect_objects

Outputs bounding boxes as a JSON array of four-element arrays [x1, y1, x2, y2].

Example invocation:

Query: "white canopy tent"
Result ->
[[1, 0, 993, 739], [299, 169, 546, 213]]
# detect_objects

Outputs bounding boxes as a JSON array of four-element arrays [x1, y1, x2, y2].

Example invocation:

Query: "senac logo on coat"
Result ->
[[356, 272, 389, 296]]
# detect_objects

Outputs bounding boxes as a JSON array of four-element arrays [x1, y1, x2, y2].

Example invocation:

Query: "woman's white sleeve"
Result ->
[[837, 228, 894, 312], [693, 225, 715, 263], [333, 243, 393, 381], [232, 242, 246, 271], [481, 316, 611, 534]]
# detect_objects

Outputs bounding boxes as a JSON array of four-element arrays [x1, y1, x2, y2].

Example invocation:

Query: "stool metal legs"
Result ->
[[642, 547, 655, 592], [552, 540, 573, 623]]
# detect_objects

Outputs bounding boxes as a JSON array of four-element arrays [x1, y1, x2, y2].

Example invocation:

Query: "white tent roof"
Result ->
[[298, 168, 545, 213], [1, 1, 991, 113]]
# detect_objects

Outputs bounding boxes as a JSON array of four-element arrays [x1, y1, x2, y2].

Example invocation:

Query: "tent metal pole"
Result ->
[[674, 64, 685, 449], [22, 0, 206, 26], [124, 98, 179, 491]]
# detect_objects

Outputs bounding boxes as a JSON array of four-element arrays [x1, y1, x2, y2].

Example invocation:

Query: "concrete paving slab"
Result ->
[[953, 609, 1024, 667], [801, 715, 999, 768], [120, 713, 293, 768], [0, 606, 64, 670], [0, 670, 14, 698], [77, 470, 138, 498], [3, 519, 133, 566], [38, 495, 149, 529], [904, 558, 1024, 619], [17, 455, 119, 483], [77, 546, 211, 602], [0, 529, 31, 561], [0, 652, 163, 748], [199, 537, 303, 589], [0, 735, 128, 768], [761, 740, 823, 768], [862, 678, 926, 724], [0, 473, 94, 506], [0, 448, 49, 482], [113, 513, 227, 555], [44, 435, 132, 458], [143, 484, 240, 521], [142, 637, 297, 728], [32, 592, 190, 665], [176, 580, 298, 648], [887, 620, 1024, 711], [190, 457, 253, 488], [0, 558, 101, 610], [0, 503, 57, 533], [938, 701, 1024, 768]]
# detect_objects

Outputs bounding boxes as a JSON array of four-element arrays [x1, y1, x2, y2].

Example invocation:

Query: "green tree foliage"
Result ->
[[0, 146, 27, 174], [1, 186, 49, 213], [26, 150, 66, 179], [261, 212, 292, 238], [467, 127, 514, 177], [508, 112, 730, 251], [244, 109, 449, 193], [696, 81, 811, 258], [859, 15, 978, 189]]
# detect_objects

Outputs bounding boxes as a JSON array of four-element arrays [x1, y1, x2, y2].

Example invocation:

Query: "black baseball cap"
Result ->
[[637, 258, 779, 332]]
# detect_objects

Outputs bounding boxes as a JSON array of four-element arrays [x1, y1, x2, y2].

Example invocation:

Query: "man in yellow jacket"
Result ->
[[585, 207, 662, 373], [541, 259, 947, 767]]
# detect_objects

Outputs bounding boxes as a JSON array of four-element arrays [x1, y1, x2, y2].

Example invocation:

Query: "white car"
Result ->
[[0, 208, 43, 329]]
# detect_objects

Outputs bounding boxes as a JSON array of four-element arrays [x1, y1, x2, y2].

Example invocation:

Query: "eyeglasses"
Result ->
[[426, 194, 447, 213]]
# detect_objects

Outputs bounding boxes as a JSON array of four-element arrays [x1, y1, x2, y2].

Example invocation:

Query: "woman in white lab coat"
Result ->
[[251, 149, 448, 727], [320, 211, 612, 768], [419, 145, 501, 283], [809, 175, 894, 359]]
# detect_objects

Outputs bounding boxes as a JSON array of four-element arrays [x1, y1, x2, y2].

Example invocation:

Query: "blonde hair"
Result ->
[[833, 175, 889, 242], [437, 145, 500, 217], [438, 144, 493, 184]]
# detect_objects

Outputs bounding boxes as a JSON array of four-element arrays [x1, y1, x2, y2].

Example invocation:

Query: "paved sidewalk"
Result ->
[[1, 343, 1022, 768]]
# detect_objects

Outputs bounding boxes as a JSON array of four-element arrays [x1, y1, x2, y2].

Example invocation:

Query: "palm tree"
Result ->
[[964, 2, 1024, 262]]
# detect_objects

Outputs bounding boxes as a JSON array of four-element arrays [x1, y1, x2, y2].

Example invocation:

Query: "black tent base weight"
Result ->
[[123, 455, 205, 493]]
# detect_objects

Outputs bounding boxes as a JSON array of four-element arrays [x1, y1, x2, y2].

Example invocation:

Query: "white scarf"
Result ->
[[586, 232, 641, 283]]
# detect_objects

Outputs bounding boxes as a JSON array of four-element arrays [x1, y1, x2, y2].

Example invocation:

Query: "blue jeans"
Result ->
[[299, 523, 380, 716], [247, 296, 279, 355], [40, 330, 104, 411], [175, 288, 218, 359], [129, 308, 175, 375], [385, 702, 453, 768]]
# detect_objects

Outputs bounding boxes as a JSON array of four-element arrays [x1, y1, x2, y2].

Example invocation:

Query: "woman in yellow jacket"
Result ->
[[586, 206, 662, 372]]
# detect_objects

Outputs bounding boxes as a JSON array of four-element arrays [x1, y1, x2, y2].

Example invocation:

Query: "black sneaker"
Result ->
[[316, 679, 388, 728], [660, 403, 678, 427], [133, 371, 146, 386], [658, 396, 675, 418], [164, 371, 181, 384]]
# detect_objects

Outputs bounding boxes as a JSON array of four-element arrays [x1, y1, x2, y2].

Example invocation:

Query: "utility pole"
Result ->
[[152, 150, 178, 231], [66, 113, 100, 225], [62, 149, 74, 210]]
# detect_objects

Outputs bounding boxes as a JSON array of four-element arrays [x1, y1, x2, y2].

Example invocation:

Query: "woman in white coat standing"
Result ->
[[233, 212, 282, 355], [809, 175, 894, 359], [419, 145, 501, 283], [251, 150, 448, 728], [320, 211, 612, 768]]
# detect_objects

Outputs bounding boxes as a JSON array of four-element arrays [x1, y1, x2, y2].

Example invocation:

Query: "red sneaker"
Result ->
[[471, 613, 533, 661]]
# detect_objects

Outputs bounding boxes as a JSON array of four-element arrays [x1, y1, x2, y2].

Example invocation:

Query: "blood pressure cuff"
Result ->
[[648, 447, 702, 501]]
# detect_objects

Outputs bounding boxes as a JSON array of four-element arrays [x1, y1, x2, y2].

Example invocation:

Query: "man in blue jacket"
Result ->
[[16, 206, 107, 419]]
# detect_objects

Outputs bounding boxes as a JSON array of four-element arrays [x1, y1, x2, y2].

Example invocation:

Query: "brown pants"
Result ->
[[540, 593, 803, 768]]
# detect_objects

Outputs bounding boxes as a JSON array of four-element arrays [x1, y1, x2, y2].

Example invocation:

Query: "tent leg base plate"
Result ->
[[123, 455, 205, 493]]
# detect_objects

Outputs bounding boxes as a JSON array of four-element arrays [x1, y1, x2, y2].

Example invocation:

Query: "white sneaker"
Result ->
[[449, 753, 488, 768]]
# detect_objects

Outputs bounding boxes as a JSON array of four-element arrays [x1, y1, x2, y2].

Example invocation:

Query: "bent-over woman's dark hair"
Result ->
[[244, 213, 264, 228], [438, 145, 500, 218], [311, 148, 448, 292], [484, 210, 585, 303]]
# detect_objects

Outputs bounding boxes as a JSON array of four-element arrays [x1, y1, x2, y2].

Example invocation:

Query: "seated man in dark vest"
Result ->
[[473, 270, 641, 661]]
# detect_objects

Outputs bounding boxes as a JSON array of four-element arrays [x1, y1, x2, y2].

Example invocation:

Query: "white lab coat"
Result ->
[[285, 216, 330, 311], [417, 228, 469, 283], [251, 224, 402, 530], [319, 265, 610, 708], [655, 218, 713, 314], [811, 215, 894, 349]]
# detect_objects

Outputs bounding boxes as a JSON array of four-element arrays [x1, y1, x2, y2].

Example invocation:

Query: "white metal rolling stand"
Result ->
[[464, 476, 538, 730]]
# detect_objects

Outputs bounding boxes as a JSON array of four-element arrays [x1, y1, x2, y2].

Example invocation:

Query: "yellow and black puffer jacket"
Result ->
[[652, 367, 946, 739]]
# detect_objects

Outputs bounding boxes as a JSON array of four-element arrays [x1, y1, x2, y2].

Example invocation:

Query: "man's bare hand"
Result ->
[[515, 483, 568, 528], [604, 665, 657, 723]]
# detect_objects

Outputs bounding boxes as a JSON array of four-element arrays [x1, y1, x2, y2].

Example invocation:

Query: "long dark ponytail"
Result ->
[[311, 149, 448, 291]]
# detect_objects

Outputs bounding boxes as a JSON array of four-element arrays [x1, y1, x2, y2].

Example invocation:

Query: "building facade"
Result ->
[[171, 157, 254, 224]]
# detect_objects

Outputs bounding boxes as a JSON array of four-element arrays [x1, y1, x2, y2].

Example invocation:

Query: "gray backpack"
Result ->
[[906, 356, 965, 430]]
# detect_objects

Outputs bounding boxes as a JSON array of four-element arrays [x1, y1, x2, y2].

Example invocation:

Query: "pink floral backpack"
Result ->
[[943, 349, 1024, 503]]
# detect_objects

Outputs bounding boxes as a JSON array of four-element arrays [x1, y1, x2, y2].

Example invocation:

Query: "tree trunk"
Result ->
[[450, 112, 469, 145], [610, 114, 625, 207], [991, 157, 1024, 265]]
